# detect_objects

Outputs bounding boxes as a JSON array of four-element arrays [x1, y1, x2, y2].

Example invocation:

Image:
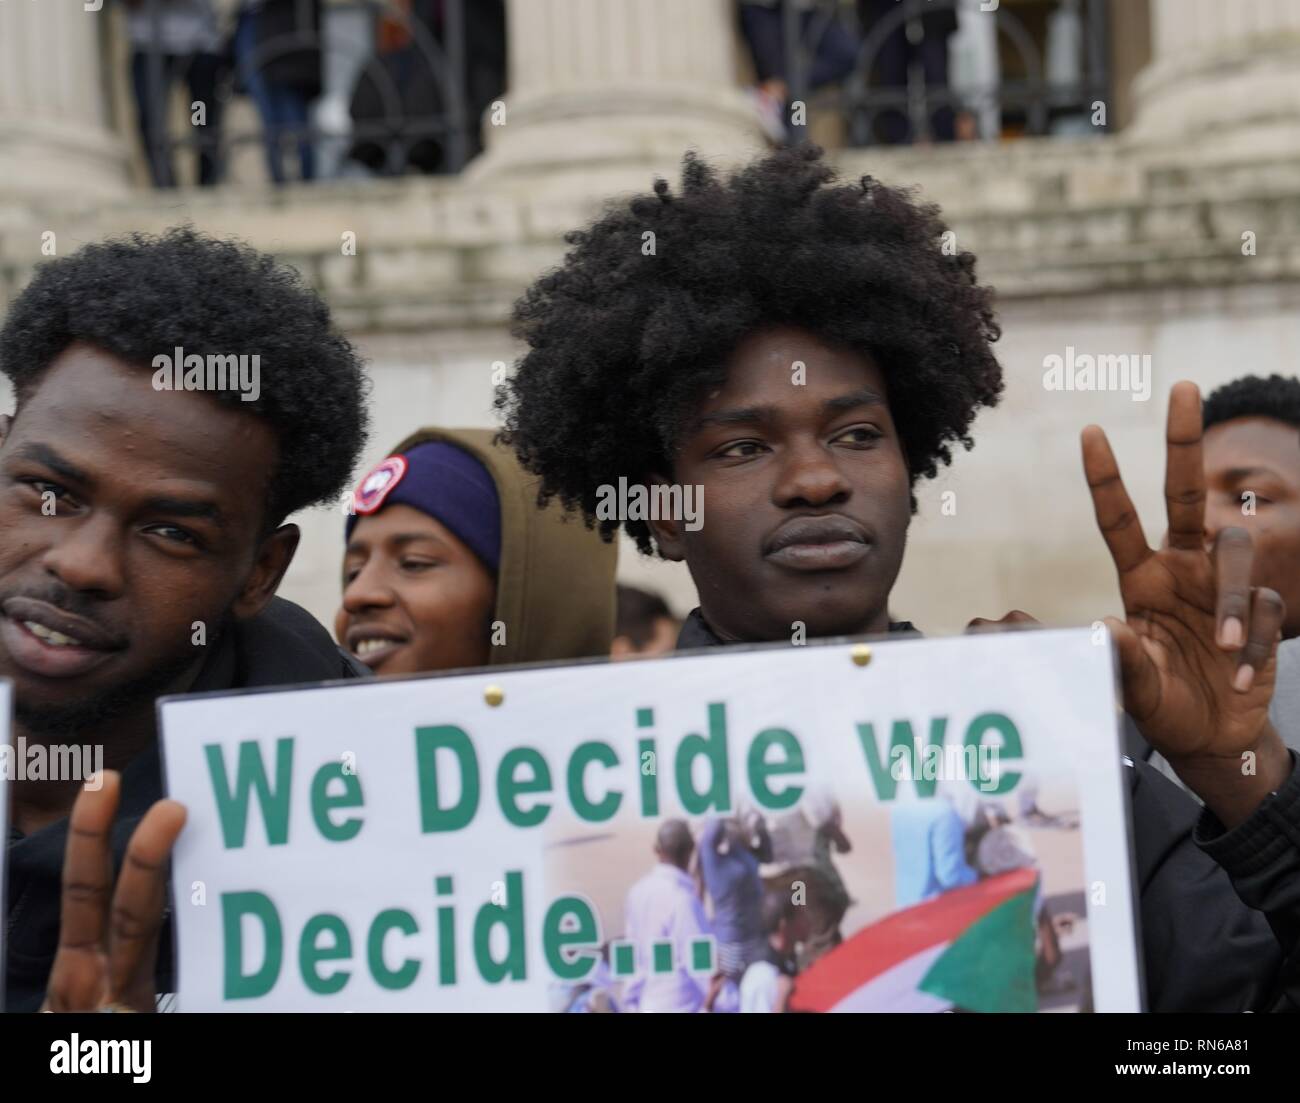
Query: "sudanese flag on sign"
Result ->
[[788, 868, 1040, 1013]]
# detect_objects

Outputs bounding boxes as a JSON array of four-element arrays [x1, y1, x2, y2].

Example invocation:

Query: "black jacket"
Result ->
[[1122, 721, 1300, 1012], [3, 597, 368, 1012], [677, 608, 1300, 1012]]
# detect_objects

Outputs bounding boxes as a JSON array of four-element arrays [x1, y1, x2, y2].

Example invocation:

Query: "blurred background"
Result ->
[[1, 0, 1298, 636]]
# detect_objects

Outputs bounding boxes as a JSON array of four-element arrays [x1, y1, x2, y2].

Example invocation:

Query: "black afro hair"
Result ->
[[1204, 374, 1300, 438], [497, 145, 1003, 554], [0, 226, 369, 527]]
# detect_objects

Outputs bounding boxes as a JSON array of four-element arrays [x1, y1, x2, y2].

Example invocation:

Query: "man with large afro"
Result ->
[[499, 144, 1002, 642]]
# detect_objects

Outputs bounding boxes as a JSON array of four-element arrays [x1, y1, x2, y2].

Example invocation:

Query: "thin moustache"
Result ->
[[0, 595, 125, 651], [765, 515, 870, 555]]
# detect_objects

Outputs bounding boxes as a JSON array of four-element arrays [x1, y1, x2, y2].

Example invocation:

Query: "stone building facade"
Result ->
[[1, 0, 1298, 637]]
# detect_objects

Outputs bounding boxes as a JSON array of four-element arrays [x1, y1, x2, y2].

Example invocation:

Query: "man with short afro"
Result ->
[[1, 227, 371, 1011], [1, 227, 368, 529], [1201, 374, 1300, 639]]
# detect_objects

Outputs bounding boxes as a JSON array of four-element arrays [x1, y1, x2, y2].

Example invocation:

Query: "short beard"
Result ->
[[15, 620, 227, 740]]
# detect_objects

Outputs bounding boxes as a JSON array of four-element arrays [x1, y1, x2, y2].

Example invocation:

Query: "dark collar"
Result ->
[[676, 607, 917, 650]]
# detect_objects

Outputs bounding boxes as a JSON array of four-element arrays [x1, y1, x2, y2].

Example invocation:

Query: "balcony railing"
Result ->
[[130, 0, 492, 186], [780, 0, 1111, 145]]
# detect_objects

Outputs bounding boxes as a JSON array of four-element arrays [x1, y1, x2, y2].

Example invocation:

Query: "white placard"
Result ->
[[160, 628, 1141, 1012]]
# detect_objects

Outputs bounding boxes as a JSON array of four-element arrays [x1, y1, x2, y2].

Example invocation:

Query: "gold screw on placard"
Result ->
[[484, 684, 505, 707], [850, 644, 872, 668]]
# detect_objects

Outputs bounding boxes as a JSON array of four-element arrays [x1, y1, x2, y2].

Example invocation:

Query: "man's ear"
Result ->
[[646, 472, 686, 561], [232, 523, 300, 620], [0, 414, 11, 449]]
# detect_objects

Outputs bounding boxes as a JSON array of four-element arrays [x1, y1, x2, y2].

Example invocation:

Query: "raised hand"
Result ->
[[1082, 381, 1291, 825], [42, 772, 186, 1012]]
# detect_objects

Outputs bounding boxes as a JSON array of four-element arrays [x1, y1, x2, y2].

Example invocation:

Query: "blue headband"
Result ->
[[345, 441, 501, 573]]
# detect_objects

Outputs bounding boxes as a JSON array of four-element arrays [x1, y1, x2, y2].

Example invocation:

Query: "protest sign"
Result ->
[[160, 627, 1141, 1012]]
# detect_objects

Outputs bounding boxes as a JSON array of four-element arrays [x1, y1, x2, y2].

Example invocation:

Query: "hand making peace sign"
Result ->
[[1083, 380, 1292, 825]]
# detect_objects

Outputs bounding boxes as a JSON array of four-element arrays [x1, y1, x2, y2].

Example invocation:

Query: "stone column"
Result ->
[[469, 0, 763, 191], [0, 1, 132, 202], [1128, 0, 1300, 153]]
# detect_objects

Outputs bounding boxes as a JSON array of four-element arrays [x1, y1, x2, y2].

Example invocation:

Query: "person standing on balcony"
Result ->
[[314, 0, 375, 179], [124, 0, 227, 187], [232, 0, 323, 183], [346, 0, 504, 176], [949, 0, 1001, 140], [737, 0, 862, 144], [859, 0, 960, 144]]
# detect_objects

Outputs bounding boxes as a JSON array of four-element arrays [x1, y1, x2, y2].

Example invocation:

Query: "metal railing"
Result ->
[[782, 0, 1111, 144], [131, 0, 477, 185]]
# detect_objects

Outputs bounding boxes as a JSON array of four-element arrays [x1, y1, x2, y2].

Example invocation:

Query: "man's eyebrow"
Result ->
[[9, 442, 92, 486], [689, 388, 885, 432], [1219, 465, 1283, 482], [824, 387, 886, 414], [692, 406, 772, 431], [141, 496, 226, 525]]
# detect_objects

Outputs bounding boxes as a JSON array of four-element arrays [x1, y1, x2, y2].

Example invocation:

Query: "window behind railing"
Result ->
[[127, 0, 504, 187], [774, 0, 1111, 146]]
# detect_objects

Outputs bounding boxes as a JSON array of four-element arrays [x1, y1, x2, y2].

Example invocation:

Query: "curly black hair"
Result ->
[[1204, 374, 1300, 436], [0, 227, 369, 527], [497, 145, 1003, 554]]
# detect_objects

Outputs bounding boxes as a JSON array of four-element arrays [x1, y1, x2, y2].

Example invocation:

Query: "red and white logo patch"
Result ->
[[352, 455, 408, 516]]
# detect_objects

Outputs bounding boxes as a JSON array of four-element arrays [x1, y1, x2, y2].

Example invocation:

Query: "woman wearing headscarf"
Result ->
[[336, 427, 616, 675]]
